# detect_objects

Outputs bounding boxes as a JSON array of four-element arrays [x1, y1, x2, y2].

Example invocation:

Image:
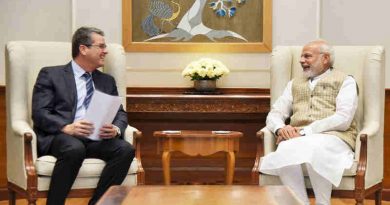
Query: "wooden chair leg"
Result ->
[[355, 199, 364, 205], [354, 189, 364, 205], [27, 198, 37, 205], [27, 189, 37, 205], [8, 188, 16, 205], [375, 188, 382, 205]]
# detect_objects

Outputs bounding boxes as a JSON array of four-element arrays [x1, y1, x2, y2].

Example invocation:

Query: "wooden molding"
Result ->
[[127, 87, 270, 95], [0, 187, 8, 200], [384, 189, 390, 201], [0, 86, 6, 200]]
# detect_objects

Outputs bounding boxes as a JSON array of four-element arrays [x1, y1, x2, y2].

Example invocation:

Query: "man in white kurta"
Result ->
[[259, 40, 358, 205]]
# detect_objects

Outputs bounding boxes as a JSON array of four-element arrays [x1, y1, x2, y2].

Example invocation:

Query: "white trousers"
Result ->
[[278, 164, 332, 205], [260, 134, 354, 205]]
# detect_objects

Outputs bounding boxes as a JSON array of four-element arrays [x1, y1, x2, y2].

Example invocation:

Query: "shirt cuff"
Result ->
[[303, 126, 313, 136], [273, 126, 284, 136]]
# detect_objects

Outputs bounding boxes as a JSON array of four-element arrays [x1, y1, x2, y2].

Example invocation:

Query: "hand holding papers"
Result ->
[[84, 90, 122, 141]]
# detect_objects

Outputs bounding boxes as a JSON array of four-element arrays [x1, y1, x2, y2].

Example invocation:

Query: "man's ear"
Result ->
[[322, 53, 330, 65], [79, 45, 88, 56]]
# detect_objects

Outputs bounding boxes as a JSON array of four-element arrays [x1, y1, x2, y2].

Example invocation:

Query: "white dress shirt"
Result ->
[[72, 60, 94, 122], [71, 61, 121, 137]]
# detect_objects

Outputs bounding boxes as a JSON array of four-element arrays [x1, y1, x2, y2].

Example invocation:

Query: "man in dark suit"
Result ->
[[32, 27, 135, 205]]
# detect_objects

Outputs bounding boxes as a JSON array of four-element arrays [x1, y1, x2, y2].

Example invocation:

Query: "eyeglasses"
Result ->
[[86, 44, 107, 49]]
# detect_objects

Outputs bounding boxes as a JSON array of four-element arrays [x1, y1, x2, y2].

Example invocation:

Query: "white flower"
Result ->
[[183, 58, 229, 81]]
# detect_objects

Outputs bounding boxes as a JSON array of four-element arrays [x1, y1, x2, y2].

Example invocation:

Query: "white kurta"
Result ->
[[259, 70, 358, 186]]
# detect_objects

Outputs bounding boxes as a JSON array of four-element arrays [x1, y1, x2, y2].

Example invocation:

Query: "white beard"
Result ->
[[303, 58, 322, 79], [303, 69, 314, 78]]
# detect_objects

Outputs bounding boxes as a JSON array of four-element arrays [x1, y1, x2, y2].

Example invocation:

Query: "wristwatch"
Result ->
[[299, 129, 306, 136], [114, 126, 121, 137], [275, 128, 281, 136]]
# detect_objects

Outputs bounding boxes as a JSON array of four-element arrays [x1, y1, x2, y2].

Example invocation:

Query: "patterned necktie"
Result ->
[[82, 72, 94, 109]]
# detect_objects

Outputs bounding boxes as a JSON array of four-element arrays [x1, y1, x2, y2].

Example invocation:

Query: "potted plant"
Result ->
[[182, 58, 229, 92]]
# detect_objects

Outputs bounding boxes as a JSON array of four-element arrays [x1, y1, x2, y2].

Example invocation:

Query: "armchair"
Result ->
[[252, 46, 385, 205], [5, 41, 144, 204]]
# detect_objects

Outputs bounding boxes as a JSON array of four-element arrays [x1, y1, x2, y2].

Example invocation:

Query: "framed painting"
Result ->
[[122, 0, 272, 52]]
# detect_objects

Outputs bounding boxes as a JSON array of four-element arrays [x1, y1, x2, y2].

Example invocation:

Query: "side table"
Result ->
[[153, 130, 243, 185]]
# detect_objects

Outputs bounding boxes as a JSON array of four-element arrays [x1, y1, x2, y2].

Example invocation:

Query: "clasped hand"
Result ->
[[276, 125, 301, 144], [61, 120, 118, 139]]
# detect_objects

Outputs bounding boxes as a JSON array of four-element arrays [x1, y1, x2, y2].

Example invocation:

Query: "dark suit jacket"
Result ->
[[32, 62, 128, 156]]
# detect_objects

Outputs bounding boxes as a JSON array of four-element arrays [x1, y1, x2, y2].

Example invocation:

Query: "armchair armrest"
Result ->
[[355, 134, 367, 193], [355, 121, 383, 189], [252, 127, 276, 184], [354, 121, 381, 164], [23, 132, 38, 195], [251, 130, 263, 184], [262, 127, 276, 155], [124, 125, 144, 185], [358, 121, 380, 138], [12, 120, 36, 138], [10, 120, 38, 161], [7, 119, 40, 190], [251, 127, 276, 184]]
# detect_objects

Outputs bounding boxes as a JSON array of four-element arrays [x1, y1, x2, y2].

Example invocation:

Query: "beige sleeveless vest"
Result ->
[[290, 70, 357, 149]]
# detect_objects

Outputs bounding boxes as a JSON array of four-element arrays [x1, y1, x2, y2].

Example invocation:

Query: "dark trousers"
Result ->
[[46, 133, 135, 205]]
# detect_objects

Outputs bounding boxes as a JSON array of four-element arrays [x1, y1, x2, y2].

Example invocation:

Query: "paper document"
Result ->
[[84, 90, 123, 141]]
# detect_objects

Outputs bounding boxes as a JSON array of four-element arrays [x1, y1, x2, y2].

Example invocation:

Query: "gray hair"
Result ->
[[319, 43, 335, 67], [72, 26, 104, 58]]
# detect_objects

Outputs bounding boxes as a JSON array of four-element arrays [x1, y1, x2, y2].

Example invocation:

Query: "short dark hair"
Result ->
[[72, 27, 104, 58]]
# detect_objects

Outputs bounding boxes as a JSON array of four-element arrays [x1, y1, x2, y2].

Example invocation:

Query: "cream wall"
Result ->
[[74, 0, 318, 88], [0, 0, 71, 86], [1, 0, 390, 88], [321, 0, 390, 82]]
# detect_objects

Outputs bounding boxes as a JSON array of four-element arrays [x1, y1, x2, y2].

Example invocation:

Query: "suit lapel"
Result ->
[[63, 63, 77, 112], [92, 70, 105, 92]]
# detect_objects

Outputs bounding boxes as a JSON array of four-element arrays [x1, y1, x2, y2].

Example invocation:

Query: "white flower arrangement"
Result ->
[[182, 58, 229, 81]]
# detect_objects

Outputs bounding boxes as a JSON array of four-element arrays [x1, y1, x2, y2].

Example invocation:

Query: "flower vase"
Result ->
[[194, 80, 216, 92]]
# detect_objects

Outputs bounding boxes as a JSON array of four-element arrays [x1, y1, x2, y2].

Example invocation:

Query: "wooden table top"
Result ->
[[97, 185, 303, 205], [154, 130, 243, 138]]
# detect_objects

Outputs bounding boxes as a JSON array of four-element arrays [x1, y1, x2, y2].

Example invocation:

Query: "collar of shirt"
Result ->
[[71, 60, 93, 122], [309, 68, 332, 89], [71, 60, 91, 79]]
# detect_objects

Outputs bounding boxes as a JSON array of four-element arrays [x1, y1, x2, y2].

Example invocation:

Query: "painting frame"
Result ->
[[122, 0, 272, 52]]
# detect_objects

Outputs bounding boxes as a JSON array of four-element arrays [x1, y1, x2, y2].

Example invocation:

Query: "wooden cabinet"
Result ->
[[126, 88, 269, 185]]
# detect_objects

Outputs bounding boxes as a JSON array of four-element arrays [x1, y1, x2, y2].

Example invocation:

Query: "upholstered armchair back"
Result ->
[[6, 42, 126, 113], [268, 45, 385, 189], [5, 41, 128, 188]]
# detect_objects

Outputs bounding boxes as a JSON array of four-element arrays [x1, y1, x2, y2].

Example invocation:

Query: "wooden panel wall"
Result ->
[[384, 90, 390, 189], [0, 86, 390, 200], [0, 87, 6, 199]]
